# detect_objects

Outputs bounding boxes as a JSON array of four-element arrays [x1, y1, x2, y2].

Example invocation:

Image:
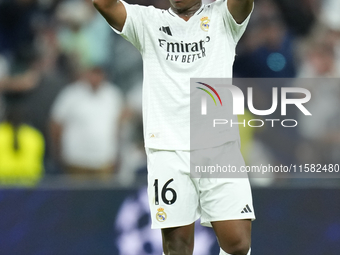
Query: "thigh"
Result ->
[[146, 148, 200, 229], [162, 223, 195, 255]]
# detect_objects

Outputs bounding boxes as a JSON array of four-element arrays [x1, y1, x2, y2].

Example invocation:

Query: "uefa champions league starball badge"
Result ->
[[156, 207, 167, 222], [200, 17, 210, 32]]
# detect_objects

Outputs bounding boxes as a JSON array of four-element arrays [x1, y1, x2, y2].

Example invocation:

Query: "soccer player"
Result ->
[[93, 0, 255, 254]]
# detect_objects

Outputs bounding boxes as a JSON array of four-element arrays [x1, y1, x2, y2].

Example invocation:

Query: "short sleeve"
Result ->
[[50, 87, 73, 124], [219, 0, 254, 43], [110, 1, 146, 52]]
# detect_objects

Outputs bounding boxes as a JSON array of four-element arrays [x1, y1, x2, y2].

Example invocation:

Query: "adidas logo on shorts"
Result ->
[[241, 204, 252, 214]]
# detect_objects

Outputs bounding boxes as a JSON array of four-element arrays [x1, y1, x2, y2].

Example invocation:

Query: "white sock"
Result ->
[[219, 247, 251, 255]]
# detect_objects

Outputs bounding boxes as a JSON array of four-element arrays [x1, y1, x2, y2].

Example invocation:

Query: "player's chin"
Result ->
[[170, 0, 185, 9]]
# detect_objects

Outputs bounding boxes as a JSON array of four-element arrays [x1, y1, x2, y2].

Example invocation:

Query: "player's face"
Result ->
[[169, 0, 202, 12], [86, 68, 105, 90]]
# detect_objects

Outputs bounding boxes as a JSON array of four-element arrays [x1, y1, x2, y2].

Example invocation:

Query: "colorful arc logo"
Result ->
[[196, 82, 223, 106]]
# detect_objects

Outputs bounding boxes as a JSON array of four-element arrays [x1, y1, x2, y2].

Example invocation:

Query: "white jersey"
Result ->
[[113, 0, 252, 150]]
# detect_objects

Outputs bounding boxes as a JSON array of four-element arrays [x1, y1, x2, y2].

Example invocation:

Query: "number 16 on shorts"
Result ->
[[154, 179, 177, 205]]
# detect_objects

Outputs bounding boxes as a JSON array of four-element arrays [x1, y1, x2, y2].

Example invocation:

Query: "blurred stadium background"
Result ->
[[0, 0, 339, 254]]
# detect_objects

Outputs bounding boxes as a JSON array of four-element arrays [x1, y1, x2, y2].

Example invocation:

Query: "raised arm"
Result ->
[[92, 0, 127, 32], [227, 0, 254, 24]]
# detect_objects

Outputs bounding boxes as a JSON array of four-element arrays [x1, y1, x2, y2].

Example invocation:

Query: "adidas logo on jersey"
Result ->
[[241, 204, 252, 214], [159, 26, 172, 36]]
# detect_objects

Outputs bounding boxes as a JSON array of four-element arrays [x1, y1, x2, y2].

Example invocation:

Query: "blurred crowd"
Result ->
[[0, 0, 339, 187]]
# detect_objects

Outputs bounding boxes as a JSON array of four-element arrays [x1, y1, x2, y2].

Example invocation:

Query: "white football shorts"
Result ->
[[146, 140, 255, 229]]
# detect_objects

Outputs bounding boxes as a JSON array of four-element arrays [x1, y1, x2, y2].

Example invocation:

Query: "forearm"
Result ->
[[49, 121, 63, 164], [0, 77, 27, 91], [0, 70, 39, 92]]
